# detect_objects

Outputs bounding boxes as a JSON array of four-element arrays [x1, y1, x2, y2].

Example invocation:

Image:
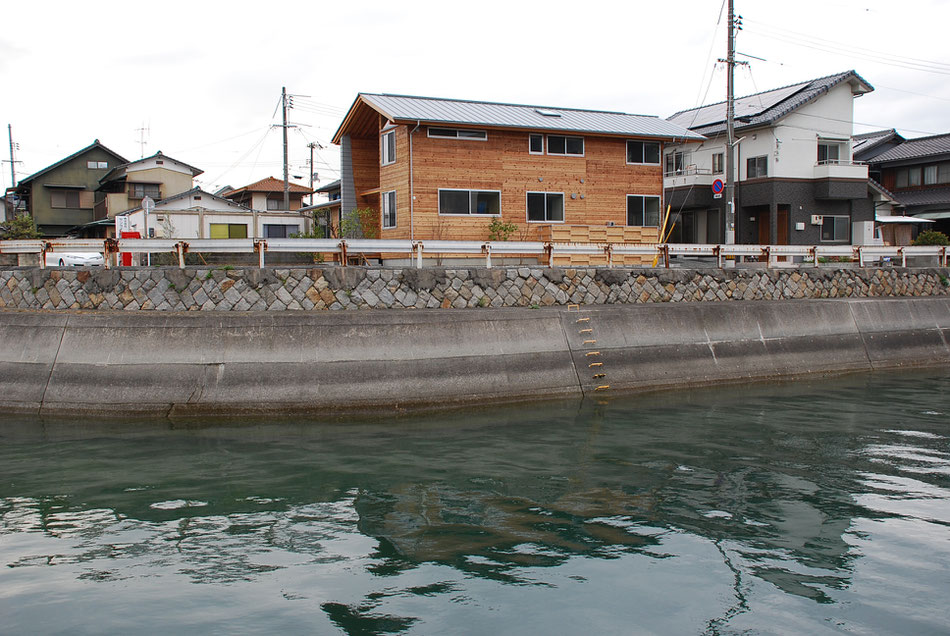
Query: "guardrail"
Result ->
[[1, 238, 947, 269]]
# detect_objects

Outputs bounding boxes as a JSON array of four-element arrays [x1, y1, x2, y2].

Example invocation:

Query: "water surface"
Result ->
[[2, 371, 949, 634]]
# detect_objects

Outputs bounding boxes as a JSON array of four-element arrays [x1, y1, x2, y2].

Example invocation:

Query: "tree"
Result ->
[[0, 214, 42, 239], [912, 230, 950, 246]]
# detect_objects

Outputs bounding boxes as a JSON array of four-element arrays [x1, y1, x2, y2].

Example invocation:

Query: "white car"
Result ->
[[46, 252, 105, 267]]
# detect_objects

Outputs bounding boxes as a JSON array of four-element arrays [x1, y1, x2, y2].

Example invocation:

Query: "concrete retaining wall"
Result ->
[[2, 297, 949, 417]]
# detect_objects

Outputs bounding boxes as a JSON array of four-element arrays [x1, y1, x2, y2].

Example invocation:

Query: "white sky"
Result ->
[[2, 0, 948, 198]]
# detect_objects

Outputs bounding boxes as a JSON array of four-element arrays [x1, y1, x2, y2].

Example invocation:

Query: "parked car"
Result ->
[[46, 252, 105, 267]]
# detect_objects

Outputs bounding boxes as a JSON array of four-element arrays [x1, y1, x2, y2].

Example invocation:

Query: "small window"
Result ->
[[381, 129, 396, 166], [939, 162, 950, 184], [428, 128, 487, 140], [264, 224, 298, 238], [547, 135, 584, 156], [626, 195, 661, 227], [129, 183, 161, 200], [266, 198, 283, 211], [908, 167, 922, 187], [526, 192, 564, 222], [821, 216, 849, 242], [896, 169, 908, 189], [746, 156, 768, 179], [529, 134, 544, 154], [382, 190, 396, 228], [665, 151, 690, 175], [712, 152, 724, 175], [86, 161, 108, 169], [50, 190, 81, 208], [626, 141, 660, 165], [817, 142, 841, 164], [924, 165, 938, 185], [438, 189, 501, 216], [209, 223, 248, 239]]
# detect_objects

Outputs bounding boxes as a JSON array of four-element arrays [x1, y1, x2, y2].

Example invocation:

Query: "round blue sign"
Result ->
[[712, 179, 724, 194]]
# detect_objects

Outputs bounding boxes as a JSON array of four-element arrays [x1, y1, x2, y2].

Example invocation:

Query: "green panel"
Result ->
[[209, 224, 229, 239], [229, 224, 248, 239]]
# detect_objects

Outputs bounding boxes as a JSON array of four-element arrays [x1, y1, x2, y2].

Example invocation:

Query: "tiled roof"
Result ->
[[350, 93, 705, 141], [118, 187, 250, 214], [314, 179, 340, 193], [892, 186, 950, 207], [99, 151, 203, 183], [16, 140, 128, 187], [667, 71, 873, 136], [853, 129, 904, 160], [867, 133, 950, 164], [224, 176, 313, 196]]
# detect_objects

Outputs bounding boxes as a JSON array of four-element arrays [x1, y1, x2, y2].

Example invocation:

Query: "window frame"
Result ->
[[382, 190, 397, 229], [209, 223, 248, 239], [437, 188, 502, 217], [263, 224, 299, 238], [546, 135, 584, 157], [712, 152, 724, 175], [665, 151, 691, 176], [626, 140, 661, 165], [746, 155, 768, 179], [381, 129, 396, 166], [820, 215, 850, 243], [427, 127, 488, 140], [129, 182, 161, 201], [817, 141, 843, 165], [525, 191, 565, 223], [626, 194, 662, 227], [529, 134, 544, 155], [50, 189, 82, 209]]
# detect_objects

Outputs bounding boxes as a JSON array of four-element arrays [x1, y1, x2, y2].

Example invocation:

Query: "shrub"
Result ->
[[0, 214, 42, 239], [913, 230, 950, 246], [487, 218, 517, 242]]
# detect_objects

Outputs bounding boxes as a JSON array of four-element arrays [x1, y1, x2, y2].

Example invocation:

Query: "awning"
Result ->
[[913, 211, 950, 220], [876, 215, 935, 223]]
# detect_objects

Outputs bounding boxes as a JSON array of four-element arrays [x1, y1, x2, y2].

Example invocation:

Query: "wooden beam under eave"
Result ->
[[358, 187, 381, 197]]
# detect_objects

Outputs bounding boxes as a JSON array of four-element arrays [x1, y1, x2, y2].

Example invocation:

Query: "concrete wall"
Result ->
[[1, 297, 948, 417]]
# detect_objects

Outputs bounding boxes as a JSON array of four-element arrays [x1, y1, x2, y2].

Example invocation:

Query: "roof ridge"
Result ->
[[853, 128, 897, 139], [668, 70, 859, 118], [364, 92, 658, 119], [900, 131, 950, 143]]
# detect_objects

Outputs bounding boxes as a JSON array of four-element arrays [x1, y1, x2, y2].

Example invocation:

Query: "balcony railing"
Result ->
[[814, 160, 868, 179], [663, 165, 720, 188]]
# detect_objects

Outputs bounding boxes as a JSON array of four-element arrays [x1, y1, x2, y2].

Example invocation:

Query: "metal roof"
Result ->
[[867, 133, 950, 164], [666, 71, 873, 137], [876, 215, 933, 223], [891, 186, 950, 207], [356, 93, 705, 141]]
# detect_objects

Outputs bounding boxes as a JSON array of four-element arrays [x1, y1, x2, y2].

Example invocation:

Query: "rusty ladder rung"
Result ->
[[585, 351, 601, 357], [594, 385, 610, 391], [589, 362, 603, 368], [568, 304, 581, 311], [583, 339, 597, 345], [579, 328, 593, 334], [592, 373, 606, 379], [576, 317, 590, 323]]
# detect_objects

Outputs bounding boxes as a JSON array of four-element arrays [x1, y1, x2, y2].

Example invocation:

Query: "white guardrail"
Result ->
[[0, 238, 947, 269]]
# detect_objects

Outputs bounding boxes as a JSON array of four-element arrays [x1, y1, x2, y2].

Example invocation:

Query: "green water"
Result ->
[[1, 371, 949, 635]]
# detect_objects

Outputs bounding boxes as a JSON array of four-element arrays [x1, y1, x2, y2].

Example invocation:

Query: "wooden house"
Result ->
[[331, 93, 703, 264]]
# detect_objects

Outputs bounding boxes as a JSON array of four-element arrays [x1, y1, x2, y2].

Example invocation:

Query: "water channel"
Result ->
[[2, 369, 949, 635]]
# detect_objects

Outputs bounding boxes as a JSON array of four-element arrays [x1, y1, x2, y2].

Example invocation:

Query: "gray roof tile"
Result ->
[[867, 133, 950, 164], [359, 93, 704, 141]]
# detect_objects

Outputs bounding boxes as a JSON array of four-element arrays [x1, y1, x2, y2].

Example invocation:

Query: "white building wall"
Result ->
[[771, 83, 857, 179]]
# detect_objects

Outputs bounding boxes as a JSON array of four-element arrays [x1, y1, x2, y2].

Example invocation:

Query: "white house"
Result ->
[[663, 70, 875, 246]]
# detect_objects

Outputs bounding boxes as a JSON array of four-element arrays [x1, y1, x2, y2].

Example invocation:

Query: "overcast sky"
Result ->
[[3, 0, 948, 197]]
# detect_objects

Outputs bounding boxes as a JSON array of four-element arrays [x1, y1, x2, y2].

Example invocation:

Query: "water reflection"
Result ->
[[1, 370, 949, 634]]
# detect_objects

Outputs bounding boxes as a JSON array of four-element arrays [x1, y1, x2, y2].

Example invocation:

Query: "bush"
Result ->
[[487, 218, 517, 241], [913, 230, 950, 246], [0, 214, 42, 239]]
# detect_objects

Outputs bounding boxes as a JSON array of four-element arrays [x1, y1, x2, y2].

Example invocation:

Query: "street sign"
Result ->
[[714, 193, 723, 199], [712, 179, 724, 195]]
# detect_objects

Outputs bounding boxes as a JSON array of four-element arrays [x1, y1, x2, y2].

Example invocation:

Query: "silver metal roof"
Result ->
[[360, 93, 704, 141]]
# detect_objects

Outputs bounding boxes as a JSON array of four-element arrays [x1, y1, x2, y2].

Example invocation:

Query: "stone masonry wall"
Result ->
[[0, 266, 947, 312]]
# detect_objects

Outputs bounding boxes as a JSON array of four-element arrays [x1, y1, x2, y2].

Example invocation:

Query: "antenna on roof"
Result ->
[[135, 122, 150, 159]]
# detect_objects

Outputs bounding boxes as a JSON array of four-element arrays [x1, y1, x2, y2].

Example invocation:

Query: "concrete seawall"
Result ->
[[2, 296, 948, 417]]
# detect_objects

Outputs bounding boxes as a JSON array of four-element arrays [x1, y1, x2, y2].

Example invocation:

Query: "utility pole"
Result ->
[[724, 0, 738, 247], [282, 87, 290, 211], [307, 142, 318, 205], [8, 124, 16, 189]]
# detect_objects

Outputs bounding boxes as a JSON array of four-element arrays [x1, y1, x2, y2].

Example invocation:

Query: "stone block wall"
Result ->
[[0, 265, 947, 312]]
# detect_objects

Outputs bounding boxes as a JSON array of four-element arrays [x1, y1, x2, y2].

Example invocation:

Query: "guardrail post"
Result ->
[[810, 246, 818, 268], [662, 244, 670, 268], [856, 246, 864, 267], [544, 242, 553, 268], [605, 243, 613, 268], [254, 239, 266, 268], [943, 246, 947, 268], [339, 240, 347, 267], [104, 238, 118, 269], [177, 242, 186, 269], [713, 245, 722, 269], [763, 246, 771, 268], [900, 247, 906, 268], [483, 244, 492, 268], [415, 242, 423, 268]]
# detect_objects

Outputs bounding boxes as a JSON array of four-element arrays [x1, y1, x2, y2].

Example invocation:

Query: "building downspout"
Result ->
[[409, 121, 421, 241]]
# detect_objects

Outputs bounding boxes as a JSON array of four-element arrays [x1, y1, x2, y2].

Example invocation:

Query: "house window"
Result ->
[[382, 190, 396, 228], [924, 165, 938, 185], [712, 152, 724, 175], [428, 128, 487, 140], [817, 141, 842, 164], [381, 129, 396, 166], [438, 189, 501, 216], [263, 224, 299, 238], [547, 135, 584, 156], [626, 195, 661, 227], [129, 183, 161, 200], [526, 192, 564, 222], [746, 156, 768, 179], [665, 151, 690, 175], [266, 198, 284, 210], [821, 216, 849, 242], [50, 190, 81, 208], [529, 134, 544, 154], [86, 161, 108, 169], [626, 141, 660, 165], [908, 167, 922, 187], [939, 162, 950, 184], [209, 223, 248, 239]]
